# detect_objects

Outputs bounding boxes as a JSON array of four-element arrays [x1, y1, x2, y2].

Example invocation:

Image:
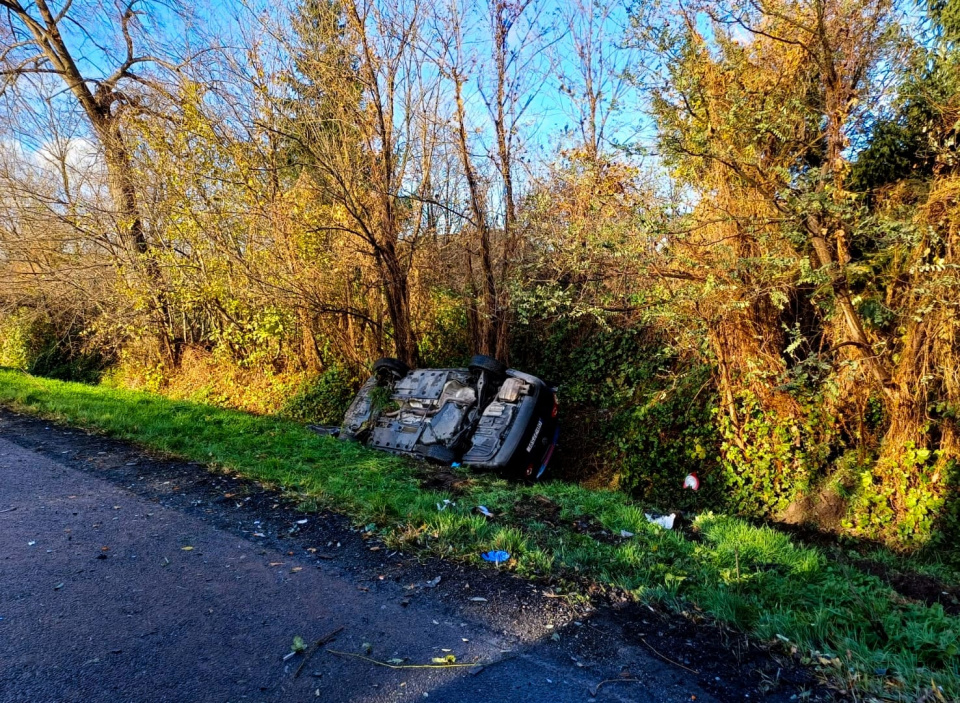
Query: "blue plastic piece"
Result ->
[[481, 550, 510, 564]]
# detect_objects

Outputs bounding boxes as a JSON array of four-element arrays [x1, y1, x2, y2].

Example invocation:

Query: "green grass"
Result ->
[[0, 369, 957, 701]]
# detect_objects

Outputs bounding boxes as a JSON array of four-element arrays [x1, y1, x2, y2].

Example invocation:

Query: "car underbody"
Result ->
[[337, 356, 559, 479]]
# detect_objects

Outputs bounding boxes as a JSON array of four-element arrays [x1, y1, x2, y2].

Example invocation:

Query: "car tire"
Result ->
[[468, 354, 506, 377], [424, 443, 457, 465], [373, 357, 410, 379]]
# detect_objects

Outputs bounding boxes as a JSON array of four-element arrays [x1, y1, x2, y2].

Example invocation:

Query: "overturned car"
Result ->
[[336, 355, 558, 479]]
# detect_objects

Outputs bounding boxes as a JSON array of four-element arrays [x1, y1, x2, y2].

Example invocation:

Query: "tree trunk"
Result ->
[[378, 240, 419, 367], [806, 216, 892, 392], [99, 120, 179, 365], [452, 73, 498, 356]]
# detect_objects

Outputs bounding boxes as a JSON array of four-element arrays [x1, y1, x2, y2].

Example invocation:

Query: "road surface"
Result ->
[[0, 410, 808, 702]]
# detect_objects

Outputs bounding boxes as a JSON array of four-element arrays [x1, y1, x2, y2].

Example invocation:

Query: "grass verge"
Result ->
[[0, 369, 957, 701]]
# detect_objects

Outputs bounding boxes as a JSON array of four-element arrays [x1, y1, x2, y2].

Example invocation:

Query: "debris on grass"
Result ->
[[644, 513, 676, 530], [481, 550, 510, 564], [476, 506, 493, 518]]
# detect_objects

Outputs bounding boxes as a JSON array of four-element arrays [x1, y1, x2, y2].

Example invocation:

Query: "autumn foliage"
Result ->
[[1, 0, 958, 548]]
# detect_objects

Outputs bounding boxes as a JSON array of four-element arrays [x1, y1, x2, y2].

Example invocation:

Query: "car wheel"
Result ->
[[373, 357, 410, 379], [468, 354, 506, 377], [424, 443, 456, 465]]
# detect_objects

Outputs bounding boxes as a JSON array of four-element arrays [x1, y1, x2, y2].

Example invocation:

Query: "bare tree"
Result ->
[[554, 0, 637, 162], [272, 0, 439, 367], [0, 0, 192, 361], [429, 0, 548, 359], [481, 0, 550, 359]]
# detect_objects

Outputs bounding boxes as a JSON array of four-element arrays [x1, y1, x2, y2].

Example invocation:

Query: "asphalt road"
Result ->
[[0, 425, 722, 703], [0, 411, 816, 703]]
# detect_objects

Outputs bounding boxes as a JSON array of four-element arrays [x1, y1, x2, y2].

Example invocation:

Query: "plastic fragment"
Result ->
[[476, 506, 493, 518], [644, 513, 676, 529], [481, 550, 510, 564], [619, 530, 634, 538]]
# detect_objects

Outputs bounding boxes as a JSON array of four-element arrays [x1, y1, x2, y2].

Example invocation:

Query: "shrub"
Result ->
[[280, 364, 358, 424], [0, 307, 107, 382]]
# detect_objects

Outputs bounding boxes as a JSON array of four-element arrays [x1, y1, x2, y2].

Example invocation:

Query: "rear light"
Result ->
[[525, 463, 535, 476], [535, 427, 560, 479], [550, 393, 559, 418]]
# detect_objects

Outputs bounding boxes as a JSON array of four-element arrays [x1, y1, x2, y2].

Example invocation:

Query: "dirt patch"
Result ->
[[414, 465, 475, 495], [569, 515, 623, 544], [781, 487, 848, 532], [508, 495, 625, 545], [511, 494, 562, 524], [770, 520, 960, 615], [616, 603, 813, 700], [853, 560, 960, 615], [549, 408, 615, 486]]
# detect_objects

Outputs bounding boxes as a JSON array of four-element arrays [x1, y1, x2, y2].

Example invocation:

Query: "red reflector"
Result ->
[[551, 394, 559, 418], [525, 463, 534, 476]]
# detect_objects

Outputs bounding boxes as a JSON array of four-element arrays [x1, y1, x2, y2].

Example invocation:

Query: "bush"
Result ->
[[0, 307, 107, 383], [511, 319, 720, 508], [0, 310, 32, 371], [280, 365, 358, 424]]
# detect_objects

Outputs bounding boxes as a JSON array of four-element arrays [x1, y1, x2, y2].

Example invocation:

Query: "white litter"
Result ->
[[644, 513, 677, 530]]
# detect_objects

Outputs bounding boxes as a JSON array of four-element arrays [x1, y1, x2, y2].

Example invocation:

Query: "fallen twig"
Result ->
[[325, 649, 479, 669], [589, 678, 640, 696], [294, 626, 344, 678], [0, 506, 16, 513], [640, 636, 700, 675]]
